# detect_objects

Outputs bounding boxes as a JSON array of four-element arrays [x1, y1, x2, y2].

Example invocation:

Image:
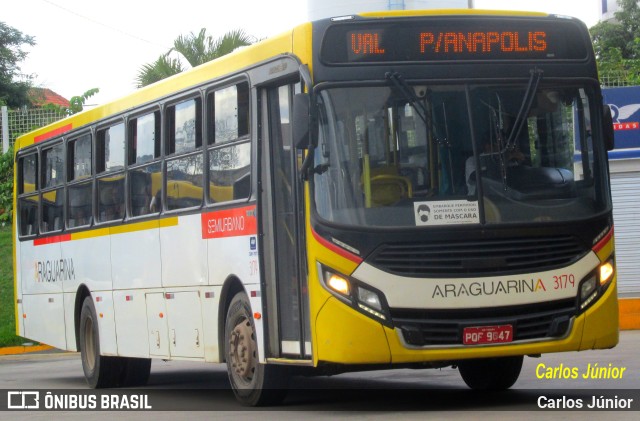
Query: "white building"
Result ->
[[307, 0, 472, 21]]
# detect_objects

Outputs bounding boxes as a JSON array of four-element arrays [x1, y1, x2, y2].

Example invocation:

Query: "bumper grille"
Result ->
[[392, 299, 577, 347], [368, 236, 587, 277]]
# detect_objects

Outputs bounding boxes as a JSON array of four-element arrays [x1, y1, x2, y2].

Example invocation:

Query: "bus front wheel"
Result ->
[[79, 296, 151, 388], [224, 291, 289, 406], [457, 356, 523, 390]]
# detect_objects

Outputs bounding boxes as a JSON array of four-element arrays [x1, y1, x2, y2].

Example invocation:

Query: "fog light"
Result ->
[[600, 261, 614, 286], [357, 286, 382, 311]]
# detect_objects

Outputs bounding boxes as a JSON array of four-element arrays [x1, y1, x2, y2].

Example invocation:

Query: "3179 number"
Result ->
[[553, 274, 575, 290]]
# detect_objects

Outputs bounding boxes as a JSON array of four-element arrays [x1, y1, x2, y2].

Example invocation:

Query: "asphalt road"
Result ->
[[0, 331, 639, 420]]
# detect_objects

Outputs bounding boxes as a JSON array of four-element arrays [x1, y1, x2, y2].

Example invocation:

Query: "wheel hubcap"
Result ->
[[83, 317, 96, 371], [229, 318, 256, 380]]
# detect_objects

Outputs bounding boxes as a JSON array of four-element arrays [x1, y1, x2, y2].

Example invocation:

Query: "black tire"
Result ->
[[79, 296, 124, 388], [80, 297, 152, 388], [225, 292, 289, 406], [458, 356, 524, 390], [121, 357, 152, 387]]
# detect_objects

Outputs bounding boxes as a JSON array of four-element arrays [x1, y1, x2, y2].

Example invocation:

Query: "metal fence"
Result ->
[[600, 70, 640, 88], [1, 106, 67, 152]]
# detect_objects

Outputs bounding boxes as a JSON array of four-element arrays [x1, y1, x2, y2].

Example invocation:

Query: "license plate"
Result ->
[[463, 325, 513, 345]]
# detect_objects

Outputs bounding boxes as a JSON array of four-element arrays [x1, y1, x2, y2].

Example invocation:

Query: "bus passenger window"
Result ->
[[208, 142, 251, 203], [97, 176, 124, 222], [129, 111, 160, 165], [18, 196, 39, 236], [68, 183, 92, 228], [67, 134, 93, 228], [130, 162, 162, 216], [166, 154, 203, 210], [97, 124, 125, 173], [209, 82, 249, 144], [17, 153, 39, 236], [167, 98, 202, 155], [41, 144, 64, 233]]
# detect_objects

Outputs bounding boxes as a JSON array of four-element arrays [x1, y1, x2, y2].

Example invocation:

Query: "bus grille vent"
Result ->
[[368, 236, 587, 277], [392, 299, 576, 347]]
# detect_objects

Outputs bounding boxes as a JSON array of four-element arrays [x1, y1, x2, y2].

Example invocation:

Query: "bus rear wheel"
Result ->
[[224, 291, 289, 406], [458, 356, 523, 390], [79, 296, 151, 388]]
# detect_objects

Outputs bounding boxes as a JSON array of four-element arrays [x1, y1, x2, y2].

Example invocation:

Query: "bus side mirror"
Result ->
[[293, 93, 310, 149], [603, 105, 615, 151]]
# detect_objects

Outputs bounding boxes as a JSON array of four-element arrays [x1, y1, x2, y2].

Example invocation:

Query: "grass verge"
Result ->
[[0, 224, 22, 347]]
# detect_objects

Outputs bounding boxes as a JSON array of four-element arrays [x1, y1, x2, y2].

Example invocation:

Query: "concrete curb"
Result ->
[[0, 344, 53, 356]]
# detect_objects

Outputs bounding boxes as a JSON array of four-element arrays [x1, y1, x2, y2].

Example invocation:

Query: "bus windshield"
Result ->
[[312, 82, 609, 227]]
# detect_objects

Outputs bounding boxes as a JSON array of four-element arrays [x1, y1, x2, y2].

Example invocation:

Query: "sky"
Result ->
[[3, 0, 602, 107]]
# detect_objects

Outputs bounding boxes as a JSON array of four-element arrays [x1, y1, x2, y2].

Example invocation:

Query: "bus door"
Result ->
[[260, 82, 311, 360]]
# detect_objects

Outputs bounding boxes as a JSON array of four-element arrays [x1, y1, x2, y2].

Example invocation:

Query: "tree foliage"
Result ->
[[0, 21, 35, 107], [135, 29, 254, 88], [135, 53, 184, 88], [42, 88, 100, 116], [590, 0, 640, 84], [0, 145, 13, 223]]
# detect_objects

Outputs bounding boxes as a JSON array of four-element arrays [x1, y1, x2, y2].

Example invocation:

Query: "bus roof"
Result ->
[[15, 24, 308, 151]]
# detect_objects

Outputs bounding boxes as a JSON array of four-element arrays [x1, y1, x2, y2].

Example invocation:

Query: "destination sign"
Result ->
[[321, 18, 588, 64]]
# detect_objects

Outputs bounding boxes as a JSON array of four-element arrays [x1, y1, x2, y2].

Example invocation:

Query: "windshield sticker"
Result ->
[[414, 200, 480, 226]]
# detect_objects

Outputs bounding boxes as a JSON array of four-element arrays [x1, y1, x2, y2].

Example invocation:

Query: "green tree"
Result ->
[[0, 145, 13, 224], [590, 0, 640, 84], [135, 29, 254, 88], [0, 21, 35, 107], [135, 53, 184, 88], [42, 88, 100, 116]]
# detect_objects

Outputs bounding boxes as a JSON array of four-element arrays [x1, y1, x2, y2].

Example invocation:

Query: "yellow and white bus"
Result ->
[[14, 9, 618, 405]]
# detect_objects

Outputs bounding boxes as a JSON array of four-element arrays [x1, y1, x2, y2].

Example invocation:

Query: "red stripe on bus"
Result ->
[[201, 205, 257, 239], [34, 124, 72, 143], [592, 226, 614, 254], [311, 228, 363, 264], [34, 234, 72, 246]]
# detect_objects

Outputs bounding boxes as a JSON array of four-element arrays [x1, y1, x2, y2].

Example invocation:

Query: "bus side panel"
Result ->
[[201, 286, 222, 362], [20, 241, 63, 295], [160, 215, 207, 287], [61, 235, 113, 294], [111, 225, 161, 357], [14, 232, 25, 338], [113, 289, 150, 358], [21, 293, 67, 350], [19, 241, 68, 349], [204, 206, 263, 359], [111, 224, 161, 290], [61, 235, 115, 353]]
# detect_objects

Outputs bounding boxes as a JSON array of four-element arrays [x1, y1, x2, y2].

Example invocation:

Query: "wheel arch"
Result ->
[[74, 284, 92, 352], [217, 275, 246, 362]]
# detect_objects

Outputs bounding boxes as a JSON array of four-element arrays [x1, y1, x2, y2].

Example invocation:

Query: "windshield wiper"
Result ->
[[495, 68, 543, 191], [506, 68, 543, 150], [385, 72, 427, 124]]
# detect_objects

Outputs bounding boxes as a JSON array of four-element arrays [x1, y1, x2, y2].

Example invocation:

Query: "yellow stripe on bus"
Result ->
[[67, 217, 179, 241]]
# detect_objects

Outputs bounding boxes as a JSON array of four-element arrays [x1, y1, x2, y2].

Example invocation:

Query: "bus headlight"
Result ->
[[599, 260, 614, 286], [578, 257, 615, 310], [319, 263, 392, 326], [326, 272, 351, 297], [357, 286, 382, 311], [579, 276, 598, 310]]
